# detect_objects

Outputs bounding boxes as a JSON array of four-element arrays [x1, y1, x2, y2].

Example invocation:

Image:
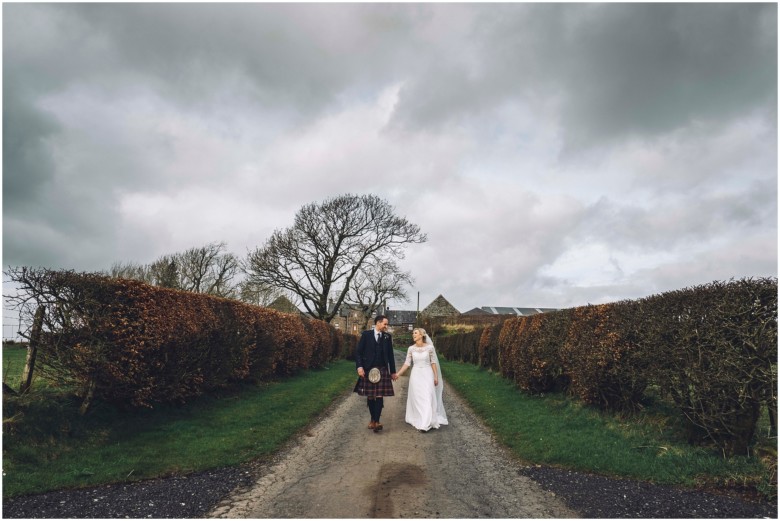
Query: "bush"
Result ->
[[478, 324, 503, 371], [561, 302, 647, 411], [497, 318, 523, 380], [7, 268, 348, 409], [512, 309, 572, 394], [339, 333, 359, 361], [435, 327, 483, 364], [644, 278, 777, 456], [441, 277, 777, 456]]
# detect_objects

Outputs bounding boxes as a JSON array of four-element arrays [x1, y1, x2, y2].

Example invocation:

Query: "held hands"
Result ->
[[391, 373, 399, 381]]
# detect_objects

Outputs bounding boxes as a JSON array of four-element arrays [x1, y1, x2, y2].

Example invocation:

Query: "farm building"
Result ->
[[471, 306, 557, 316]]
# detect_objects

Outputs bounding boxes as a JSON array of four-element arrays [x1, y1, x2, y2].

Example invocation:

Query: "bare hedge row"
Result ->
[[9, 268, 357, 409], [435, 278, 777, 456]]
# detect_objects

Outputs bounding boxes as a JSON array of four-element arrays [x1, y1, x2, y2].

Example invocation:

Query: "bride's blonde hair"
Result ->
[[413, 328, 428, 342]]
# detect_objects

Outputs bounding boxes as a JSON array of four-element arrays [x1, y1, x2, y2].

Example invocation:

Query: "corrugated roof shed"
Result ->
[[480, 307, 557, 316], [462, 307, 491, 315]]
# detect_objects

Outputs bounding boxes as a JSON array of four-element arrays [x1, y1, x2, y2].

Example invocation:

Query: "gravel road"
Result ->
[[4, 351, 776, 518], [209, 351, 574, 518]]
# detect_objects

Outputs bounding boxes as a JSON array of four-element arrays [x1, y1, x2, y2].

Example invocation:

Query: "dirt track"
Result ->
[[4, 352, 774, 519], [209, 351, 576, 518]]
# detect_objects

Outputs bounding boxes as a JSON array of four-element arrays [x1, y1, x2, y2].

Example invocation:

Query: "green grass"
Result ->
[[3, 344, 29, 389], [440, 359, 775, 498], [3, 350, 357, 498], [4, 346, 774, 500]]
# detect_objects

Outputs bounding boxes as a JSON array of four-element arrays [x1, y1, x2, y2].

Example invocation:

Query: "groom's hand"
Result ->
[[391, 373, 398, 381], [357, 367, 365, 378]]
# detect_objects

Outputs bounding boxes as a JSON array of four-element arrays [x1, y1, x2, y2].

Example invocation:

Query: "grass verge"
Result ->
[[3, 346, 356, 499], [440, 359, 775, 500], [4, 347, 773, 501], [3, 344, 30, 389]]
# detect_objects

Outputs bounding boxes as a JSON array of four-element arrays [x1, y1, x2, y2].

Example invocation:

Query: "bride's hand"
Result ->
[[434, 379, 438, 386]]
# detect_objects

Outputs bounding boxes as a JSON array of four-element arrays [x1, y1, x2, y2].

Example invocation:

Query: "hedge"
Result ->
[[477, 324, 502, 371], [9, 268, 354, 409], [435, 277, 777, 456], [641, 278, 778, 455], [561, 302, 648, 411], [514, 308, 572, 394]]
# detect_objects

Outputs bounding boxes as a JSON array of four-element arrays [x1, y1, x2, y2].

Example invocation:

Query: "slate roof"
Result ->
[[386, 309, 418, 325]]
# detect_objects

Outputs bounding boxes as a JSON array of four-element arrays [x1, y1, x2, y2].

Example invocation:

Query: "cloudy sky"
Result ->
[[3, 3, 777, 313]]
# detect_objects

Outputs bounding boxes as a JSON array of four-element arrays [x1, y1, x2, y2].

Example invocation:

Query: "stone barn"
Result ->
[[421, 294, 460, 317]]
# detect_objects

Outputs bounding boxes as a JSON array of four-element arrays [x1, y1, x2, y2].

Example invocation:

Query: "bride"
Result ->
[[396, 328, 448, 432]]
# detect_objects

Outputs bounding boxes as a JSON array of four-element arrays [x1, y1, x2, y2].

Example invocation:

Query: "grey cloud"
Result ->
[[63, 3, 421, 113], [2, 4, 775, 309], [2, 4, 423, 263], [388, 4, 777, 150], [4, 3, 424, 132], [2, 87, 60, 214], [578, 176, 776, 254], [554, 4, 776, 147], [614, 229, 779, 304], [3, 167, 120, 270]]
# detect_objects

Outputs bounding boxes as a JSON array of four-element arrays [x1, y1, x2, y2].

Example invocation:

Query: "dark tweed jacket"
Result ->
[[355, 329, 396, 374]]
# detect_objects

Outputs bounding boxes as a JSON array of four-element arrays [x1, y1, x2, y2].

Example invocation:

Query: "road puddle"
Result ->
[[367, 462, 427, 518]]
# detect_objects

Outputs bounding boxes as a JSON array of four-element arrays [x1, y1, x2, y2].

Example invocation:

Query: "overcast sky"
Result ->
[[3, 3, 777, 313]]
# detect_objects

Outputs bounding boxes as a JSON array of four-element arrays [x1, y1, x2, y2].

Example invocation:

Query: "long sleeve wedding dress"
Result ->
[[404, 344, 448, 431]]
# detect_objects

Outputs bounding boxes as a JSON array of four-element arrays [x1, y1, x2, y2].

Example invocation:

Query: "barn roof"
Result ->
[[386, 309, 418, 324], [421, 294, 460, 316], [267, 295, 301, 314], [462, 306, 491, 315], [479, 306, 557, 316]]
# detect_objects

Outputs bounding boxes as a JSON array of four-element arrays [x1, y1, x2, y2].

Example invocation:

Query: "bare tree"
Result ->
[[178, 243, 223, 293], [106, 242, 239, 298], [244, 194, 426, 322], [209, 253, 240, 298], [237, 279, 288, 307], [108, 261, 150, 282], [349, 259, 413, 324], [148, 255, 180, 289]]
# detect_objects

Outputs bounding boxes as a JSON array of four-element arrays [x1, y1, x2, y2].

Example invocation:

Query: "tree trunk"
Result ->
[[20, 305, 45, 394]]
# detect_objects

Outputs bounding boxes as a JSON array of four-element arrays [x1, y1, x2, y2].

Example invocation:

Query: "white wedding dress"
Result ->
[[404, 344, 448, 431]]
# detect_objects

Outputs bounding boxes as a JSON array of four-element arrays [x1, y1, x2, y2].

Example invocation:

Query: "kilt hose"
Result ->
[[353, 366, 395, 397]]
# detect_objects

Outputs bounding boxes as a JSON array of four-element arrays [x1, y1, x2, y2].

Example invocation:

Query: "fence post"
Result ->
[[20, 305, 45, 394], [79, 379, 96, 416]]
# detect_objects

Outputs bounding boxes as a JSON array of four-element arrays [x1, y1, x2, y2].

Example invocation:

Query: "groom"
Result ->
[[354, 315, 398, 433]]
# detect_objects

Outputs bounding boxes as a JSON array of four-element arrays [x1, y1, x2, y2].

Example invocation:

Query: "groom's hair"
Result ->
[[374, 315, 388, 324]]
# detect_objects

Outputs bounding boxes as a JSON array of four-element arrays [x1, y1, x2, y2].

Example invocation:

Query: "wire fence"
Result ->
[[4, 278, 28, 343], [3, 315, 26, 343]]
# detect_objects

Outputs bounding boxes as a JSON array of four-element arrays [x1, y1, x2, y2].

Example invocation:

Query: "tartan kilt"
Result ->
[[353, 366, 395, 397]]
